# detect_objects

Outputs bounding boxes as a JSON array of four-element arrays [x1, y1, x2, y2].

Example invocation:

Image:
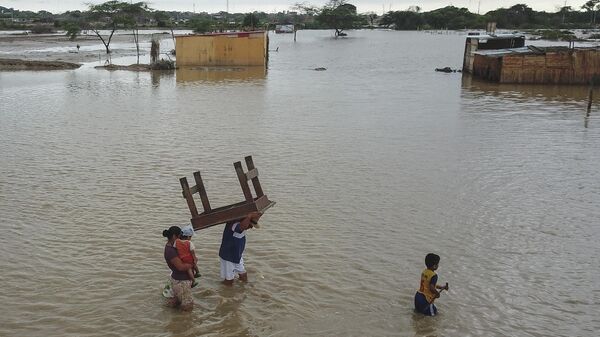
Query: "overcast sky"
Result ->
[[1, 0, 576, 14]]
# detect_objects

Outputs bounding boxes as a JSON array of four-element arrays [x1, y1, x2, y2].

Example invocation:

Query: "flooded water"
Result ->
[[1, 30, 599, 337]]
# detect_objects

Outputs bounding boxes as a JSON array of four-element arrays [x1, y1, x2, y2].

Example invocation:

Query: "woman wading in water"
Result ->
[[163, 226, 195, 311]]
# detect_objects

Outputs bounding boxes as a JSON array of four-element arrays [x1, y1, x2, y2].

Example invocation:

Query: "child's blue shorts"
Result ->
[[414, 292, 437, 316]]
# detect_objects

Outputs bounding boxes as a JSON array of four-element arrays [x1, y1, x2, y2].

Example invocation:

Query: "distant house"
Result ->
[[275, 24, 294, 34], [11, 17, 33, 23]]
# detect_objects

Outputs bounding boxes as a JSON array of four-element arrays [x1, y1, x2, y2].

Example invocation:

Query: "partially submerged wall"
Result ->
[[175, 32, 267, 67], [472, 54, 502, 82], [500, 54, 547, 83], [499, 49, 600, 84]]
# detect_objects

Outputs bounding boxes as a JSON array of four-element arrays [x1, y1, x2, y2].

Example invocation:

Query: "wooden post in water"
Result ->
[[587, 85, 593, 113], [150, 35, 160, 64], [586, 79, 594, 128]]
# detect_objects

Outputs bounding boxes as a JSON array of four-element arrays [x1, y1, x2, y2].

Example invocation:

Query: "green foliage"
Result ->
[[190, 18, 212, 33], [486, 4, 536, 28], [85, 1, 151, 55], [154, 11, 172, 27], [537, 29, 578, 41], [316, 0, 362, 35], [63, 21, 81, 40], [6, 1, 600, 34], [30, 24, 54, 34], [151, 59, 176, 70], [242, 13, 261, 29], [423, 6, 484, 29], [381, 10, 424, 30], [381, 3, 597, 30], [362, 12, 378, 27], [87, 1, 149, 29]]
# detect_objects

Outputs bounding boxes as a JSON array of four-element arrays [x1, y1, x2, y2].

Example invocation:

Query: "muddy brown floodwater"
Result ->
[[1, 30, 599, 337]]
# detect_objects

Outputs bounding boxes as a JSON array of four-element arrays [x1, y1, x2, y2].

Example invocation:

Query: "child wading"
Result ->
[[414, 253, 449, 316], [176, 225, 200, 287]]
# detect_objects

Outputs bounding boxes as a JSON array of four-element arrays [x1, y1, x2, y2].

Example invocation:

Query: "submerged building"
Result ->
[[471, 46, 600, 84], [175, 31, 268, 67], [463, 34, 525, 73], [463, 33, 600, 84]]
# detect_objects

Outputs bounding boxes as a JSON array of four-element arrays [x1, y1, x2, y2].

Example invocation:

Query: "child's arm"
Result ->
[[191, 250, 198, 264], [170, 256, 193, 272], [428, 276, 448, 299], [429, 283, 441, 299], [431, 283, 449, 300], [189, 241, 198, 264]]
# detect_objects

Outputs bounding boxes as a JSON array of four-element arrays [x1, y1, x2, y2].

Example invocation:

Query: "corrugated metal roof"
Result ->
[[474, 46, 533, 56], [474, 45, 600, 57], [466, 33, 525, 40]]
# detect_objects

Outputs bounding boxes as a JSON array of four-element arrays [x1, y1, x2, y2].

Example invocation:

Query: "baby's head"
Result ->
[[425, 253, 440, 271], [181, 224, 194, 240]]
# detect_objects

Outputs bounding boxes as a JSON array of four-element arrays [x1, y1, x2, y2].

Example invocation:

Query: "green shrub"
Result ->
[[30, 24, 55, 34], [151, 59, 175, 70], [63, 22, 81, 40]]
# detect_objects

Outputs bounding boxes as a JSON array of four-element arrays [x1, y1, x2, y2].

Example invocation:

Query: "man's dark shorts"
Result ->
[[414, 292, 437, 316]]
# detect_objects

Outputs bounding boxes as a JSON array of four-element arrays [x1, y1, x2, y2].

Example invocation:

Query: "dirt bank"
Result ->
[[0, 31, 176, 65], [0, 58, 81, 70], [95, 60, 175, 72]]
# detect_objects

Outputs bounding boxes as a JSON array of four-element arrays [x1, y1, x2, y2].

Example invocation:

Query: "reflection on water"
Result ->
[[586, 87, 594, 129], [461, 75, 594, 102], [411, 312, 441, 337], [1, 30, 599, 337], [150, 70, 175, 87], [461, 75, 599, 128], [585, 108, 592, 128], [176, 66, 267, 83]]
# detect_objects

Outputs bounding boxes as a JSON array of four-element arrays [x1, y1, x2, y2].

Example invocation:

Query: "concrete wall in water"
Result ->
[[175, 31, 267, 67]]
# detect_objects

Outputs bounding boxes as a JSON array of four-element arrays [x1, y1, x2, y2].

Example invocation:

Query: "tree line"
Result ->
[[3, 1, 600, 39], [380, 3, 600, 30]]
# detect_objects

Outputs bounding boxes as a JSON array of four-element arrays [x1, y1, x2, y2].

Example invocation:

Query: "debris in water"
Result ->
[[435, 67, 460, 73]]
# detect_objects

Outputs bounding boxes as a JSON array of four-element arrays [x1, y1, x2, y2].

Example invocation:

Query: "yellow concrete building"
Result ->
[[175, 31, 268, 67]]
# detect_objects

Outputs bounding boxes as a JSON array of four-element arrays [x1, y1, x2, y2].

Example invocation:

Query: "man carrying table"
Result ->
[[219, 211, 262, 286]]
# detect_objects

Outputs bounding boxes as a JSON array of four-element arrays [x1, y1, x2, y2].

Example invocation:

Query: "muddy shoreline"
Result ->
[[0, 31, 175, 65], [0, 58, 81, 70]]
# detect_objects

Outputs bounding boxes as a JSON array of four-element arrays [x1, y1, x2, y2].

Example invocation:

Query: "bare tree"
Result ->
[[122, 2, 150, 64], [86, 0, 150, 62]]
